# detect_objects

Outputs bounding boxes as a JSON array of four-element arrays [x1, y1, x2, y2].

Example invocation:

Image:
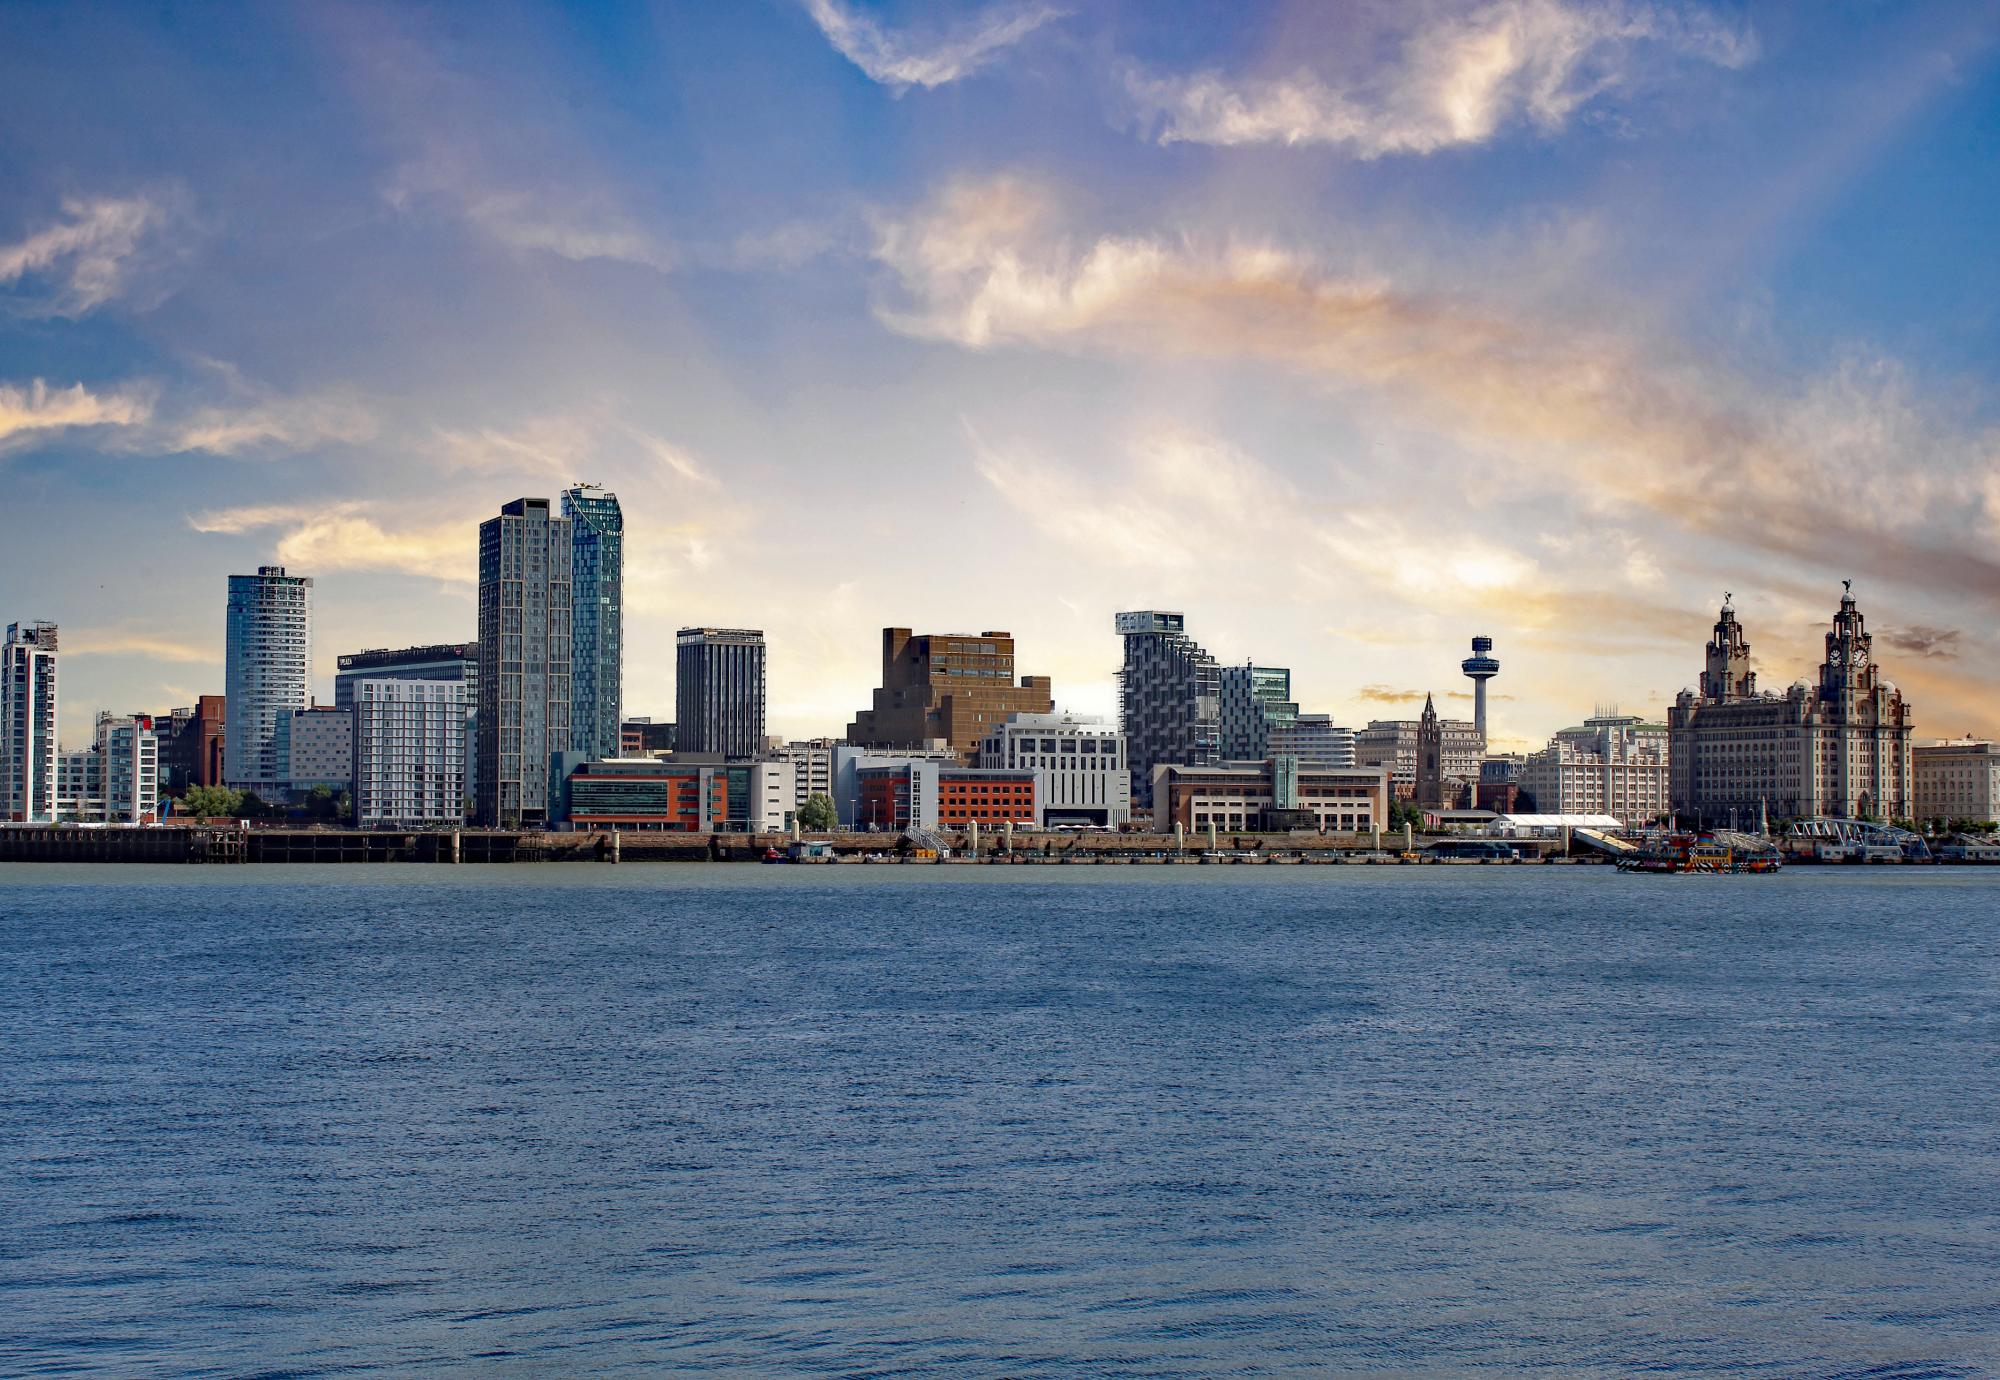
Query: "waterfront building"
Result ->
[[976, 712, 1131, 828], [351, 678, 467, 828], [1667, 590, 1915, 824], [676, 628, 765, 758], [749, 759, 797, 832], [1355, 713, 1483, 796], [1517, 714, 1669, 829], [555, 758, 729, 832], [56, 745, 101, 821], [829, 743, 957, 827], [1913, 739, 2000, 825], [1115, 611, 1221, 812], [225, 566, 313, 798], [1218, 664, 1297, 760], [156, 695, 226, 795], [1, 620, 60, 822], [337, 643, 476, 800], [620, 717, 677, 757], [1150, 760, 1389, 834], [855, 761, 1037, 832], [478, 499, 572, 828], [96, 713, 159, 824], [563, 485, 623, 760], [847, 628, 1054, 760], [1267, 713, 1356, 767], [286, 705, 353, 795], [1461, 636, 1500, 748]]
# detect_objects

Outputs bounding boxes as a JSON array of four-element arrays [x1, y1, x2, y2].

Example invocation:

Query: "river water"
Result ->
[[2, 864, 1996, 1376]]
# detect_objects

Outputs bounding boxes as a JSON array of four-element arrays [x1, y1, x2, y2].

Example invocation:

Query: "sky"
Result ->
[[4, 0, 2000, 753]]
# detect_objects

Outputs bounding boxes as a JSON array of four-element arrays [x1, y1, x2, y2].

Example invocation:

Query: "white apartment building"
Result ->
[[976, 712, 1131, 828], [1, 620, 60, 823], [55, 712, 159, 824], [352, 679, 467, 828], [1267, 713, 1357, 767], [1914, 740, 2000, 824], [778, 738, 837, 809], [750, 758, 797, 831], [1517, 715, 1668, 829], [226, 566, 313, 796]]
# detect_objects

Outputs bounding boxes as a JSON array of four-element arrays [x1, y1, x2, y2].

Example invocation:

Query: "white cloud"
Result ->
[[1126, 0, 1755, 154], [803, 0, 1064, 92], [0, 195, 181, 315], [166, 391, 377, 456], [189, 502, 471, 583], [0, 378, 152, 452], [62, 631, 217, 664]]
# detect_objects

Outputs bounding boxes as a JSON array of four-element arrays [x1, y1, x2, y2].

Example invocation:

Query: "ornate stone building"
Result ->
[[1668, 588, 1914, 825], [1414, 693, 1446, 810]]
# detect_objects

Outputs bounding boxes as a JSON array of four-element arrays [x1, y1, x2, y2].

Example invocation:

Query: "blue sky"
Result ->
[[4, 0, 1999, 749]]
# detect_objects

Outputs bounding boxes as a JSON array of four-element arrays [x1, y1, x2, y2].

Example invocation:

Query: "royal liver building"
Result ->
[[1668, 587, 1914, 825]]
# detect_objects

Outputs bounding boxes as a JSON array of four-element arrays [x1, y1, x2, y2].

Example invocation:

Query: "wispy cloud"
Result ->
[[0, 194, 185, 315], [0, 378, 152, 453], [166, 391, 376, 456], [189, 502, 471, 583], [1126, 0, 1755, 154], [62, 631, 217, 664], [803, 0, 1064, 92], [871, 175, 2000, 606], [1878, 625, 1962, 660]]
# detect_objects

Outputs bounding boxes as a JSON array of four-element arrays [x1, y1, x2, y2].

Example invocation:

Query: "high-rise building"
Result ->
[[1, 620, 60, 822], [676, 628, 765, 758], [337, 644, 476, 801], [1266, 713, 1357, 767], [563, 485, 623, 760], [620, 717, 678, 757], [847, 628, 1054, 760], [1218, 664, 1298, 760], [224, 567, 313, 798], [477, 498, 573, 827], [96, 712, 159, 824], [1667, 589, 1915, 824], [1115, 611, 1221, 811], [352, 678, 468, 828]]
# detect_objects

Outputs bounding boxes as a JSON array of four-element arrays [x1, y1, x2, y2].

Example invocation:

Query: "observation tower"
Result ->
[[1461, 635, 1499, 747]]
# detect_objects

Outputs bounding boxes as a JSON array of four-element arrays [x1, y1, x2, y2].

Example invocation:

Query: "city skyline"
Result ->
[[5, 2, 2000, 750]]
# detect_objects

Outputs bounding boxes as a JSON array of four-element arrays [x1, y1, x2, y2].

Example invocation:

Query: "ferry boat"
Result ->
[[1618, 831, 1783, 875]]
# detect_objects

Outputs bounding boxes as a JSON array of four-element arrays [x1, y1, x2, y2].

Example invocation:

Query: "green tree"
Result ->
[[177, 784, 244, 818], [796, 793, 837, 831]]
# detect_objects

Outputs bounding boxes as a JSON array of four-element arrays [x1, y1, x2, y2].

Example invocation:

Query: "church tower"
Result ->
[[1701, 595, 1756, 702], [1415, 693, 1444, 810]]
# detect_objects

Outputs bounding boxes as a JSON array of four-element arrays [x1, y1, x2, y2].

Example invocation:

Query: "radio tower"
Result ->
[[1461, 635, 1499, 748]]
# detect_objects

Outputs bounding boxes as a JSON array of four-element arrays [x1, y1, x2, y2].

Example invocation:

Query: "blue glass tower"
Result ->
[[562, 485, 624, 761]]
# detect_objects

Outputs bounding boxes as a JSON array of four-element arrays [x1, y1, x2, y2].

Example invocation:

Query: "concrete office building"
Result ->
[[1, 620, 60, 822], [352, 678, 467, 828], [1913, 739, 2000, 825], [976, 712, 1130, 828], [854, 761, 1038, 832], [830, 742, 960, 828], [225, 567, 313, 797], [563, 485, 623, 760], [1115, 611, 1221, 812], [478, 499, 572, 827], [286, 705, 354, 794], [1668, 590, 1915, 824], [676, 628, 765, 758], [847, 628, 1054, 760], [1219, 664, 1298, 760], [1266, 713, 1356, 767]]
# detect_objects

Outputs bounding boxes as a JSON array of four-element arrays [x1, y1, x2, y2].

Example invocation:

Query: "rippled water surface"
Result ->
[[3, 864, 1998, 1376]]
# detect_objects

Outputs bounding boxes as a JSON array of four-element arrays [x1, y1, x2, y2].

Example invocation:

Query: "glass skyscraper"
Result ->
[[562, 485, 623, 761], [225, 566, 313, 797], [477, 498, 573, 827]]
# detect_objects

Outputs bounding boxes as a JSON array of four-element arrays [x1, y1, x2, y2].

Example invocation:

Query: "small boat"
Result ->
[[1618, 831, 1782, 875]]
